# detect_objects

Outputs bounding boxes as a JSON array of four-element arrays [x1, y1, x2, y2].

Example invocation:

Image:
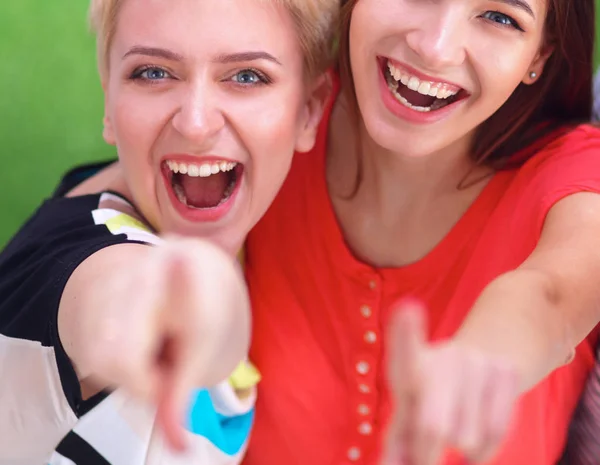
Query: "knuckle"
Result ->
[[418, 418, 450, 444], [457, 431, 482, 456], [487, 420, 510, 446]]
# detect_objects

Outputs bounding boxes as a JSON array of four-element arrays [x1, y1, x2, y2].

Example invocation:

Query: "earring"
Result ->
[[529, 71, 538, 79]]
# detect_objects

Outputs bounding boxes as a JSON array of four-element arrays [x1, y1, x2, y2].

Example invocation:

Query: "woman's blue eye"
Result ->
[[131, 67, 172, 82], [141, 68, 169, 80], [231, 70, 266, 85], [482, 11, 522, 30]]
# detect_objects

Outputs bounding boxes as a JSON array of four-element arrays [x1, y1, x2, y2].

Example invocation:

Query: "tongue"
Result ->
[[179, 172, 229, 209], [397, 83, 437, 108]]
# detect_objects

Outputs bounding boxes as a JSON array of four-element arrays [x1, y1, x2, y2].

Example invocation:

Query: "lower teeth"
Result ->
[[385, 72, 450, 113], [174, 183, 188, 205]]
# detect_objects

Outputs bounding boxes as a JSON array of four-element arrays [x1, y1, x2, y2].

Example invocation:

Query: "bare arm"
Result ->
[[58, 243, 151, 395], [454, 192, 600, 392], [58, 238, 251, 447]]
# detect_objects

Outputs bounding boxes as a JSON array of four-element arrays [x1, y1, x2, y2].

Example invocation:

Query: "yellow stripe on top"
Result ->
[[104, 213, 153, 234], [228, 246, 260, 391], [229, 360, 261, 391]]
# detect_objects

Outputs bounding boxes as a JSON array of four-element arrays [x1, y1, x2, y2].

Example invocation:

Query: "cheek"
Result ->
[[233, 89, 306, 154], [108, 90, 169, 206], [349, 5, 374, 65], [471, 40, 538, 99], [110, 90, 170, 161], [229, 88, 305, 194]]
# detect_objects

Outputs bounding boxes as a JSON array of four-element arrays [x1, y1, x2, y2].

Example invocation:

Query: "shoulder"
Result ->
[[2, 191, 158, 259], [510, 124, 600, 192], [497, 124, 600, 237], [522, 124, 600, 170], [0, 191, 158, 340]]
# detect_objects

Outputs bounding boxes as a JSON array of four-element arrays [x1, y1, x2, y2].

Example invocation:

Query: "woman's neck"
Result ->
[[326, 95, 493, 267], [328, 97, 486, 204]]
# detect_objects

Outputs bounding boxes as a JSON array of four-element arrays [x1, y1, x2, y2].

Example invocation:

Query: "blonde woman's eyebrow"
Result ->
[[122, 47, 282, 67], [212, 51, 282, 66], [123, 46, 184, 61]]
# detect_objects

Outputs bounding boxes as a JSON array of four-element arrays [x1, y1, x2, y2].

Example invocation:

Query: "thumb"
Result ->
[[387, 298, 428, 396], [383, 299, 429, 464]]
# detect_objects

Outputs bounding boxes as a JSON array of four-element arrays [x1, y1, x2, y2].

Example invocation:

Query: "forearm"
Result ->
[[453, 269, 577, 393]]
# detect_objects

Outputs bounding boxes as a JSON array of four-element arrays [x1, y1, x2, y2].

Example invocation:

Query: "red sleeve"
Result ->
[[521, 125, 600, 235]]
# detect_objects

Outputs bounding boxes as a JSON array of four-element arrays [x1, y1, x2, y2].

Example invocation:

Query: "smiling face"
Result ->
[[348, 0, 552, 159], [101, 0, 327, 254]]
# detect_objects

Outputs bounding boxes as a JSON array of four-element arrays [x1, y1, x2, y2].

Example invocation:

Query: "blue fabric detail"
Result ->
[[186, 389, 254, 456]]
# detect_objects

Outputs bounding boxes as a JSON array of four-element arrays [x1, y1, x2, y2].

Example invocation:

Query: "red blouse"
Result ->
[[244, 94, 600, 465]]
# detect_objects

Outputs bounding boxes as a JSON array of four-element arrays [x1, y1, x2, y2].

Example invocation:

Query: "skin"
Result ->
[[324, 0, 600, 463], [58, 0, 328, 450], [102, 0, 327, 256]]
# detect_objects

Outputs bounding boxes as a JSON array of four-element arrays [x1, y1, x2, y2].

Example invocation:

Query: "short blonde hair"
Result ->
[[89, 0, 338, 77]]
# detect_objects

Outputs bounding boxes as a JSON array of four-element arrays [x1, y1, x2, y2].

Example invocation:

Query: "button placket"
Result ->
[[345, 274, 382, 464], [360, 304, 372, 318]]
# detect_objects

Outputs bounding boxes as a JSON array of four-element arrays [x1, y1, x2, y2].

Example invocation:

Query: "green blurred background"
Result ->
[[0, 1, 599, 247], [0, 1, 111, 247]]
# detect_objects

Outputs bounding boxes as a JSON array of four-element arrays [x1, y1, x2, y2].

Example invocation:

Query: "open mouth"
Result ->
[[164, 159, 243, 210], [382, 59, 468, 113]]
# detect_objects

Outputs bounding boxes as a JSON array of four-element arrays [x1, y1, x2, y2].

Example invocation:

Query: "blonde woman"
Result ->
[[0, 0, 336, 464]]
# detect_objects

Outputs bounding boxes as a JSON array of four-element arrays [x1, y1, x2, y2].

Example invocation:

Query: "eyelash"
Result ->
[[129, 66, 174, 83], [229, 68, 272, 86], [480, 10, 524, 32], [128, 66, 272, 87]]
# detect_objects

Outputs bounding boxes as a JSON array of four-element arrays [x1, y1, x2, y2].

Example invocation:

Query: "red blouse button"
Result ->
[[364, 331, 377, 344], [360, 305, 372, 318], [347, 447, 361, 461], [356, 361, 370, 375]]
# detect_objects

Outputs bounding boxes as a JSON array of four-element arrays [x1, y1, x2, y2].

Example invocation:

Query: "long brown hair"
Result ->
[[337, 0, 595, 168]]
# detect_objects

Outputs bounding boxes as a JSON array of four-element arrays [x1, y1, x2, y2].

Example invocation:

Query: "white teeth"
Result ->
[[173, 182, 187, 204], [166, 160, 238, 178], [387, 61, 459, 100], [418, 81, 431, 95], [199, 164, 212, 177], [386, 79, 432, 112], [407, 77, 420, 91]]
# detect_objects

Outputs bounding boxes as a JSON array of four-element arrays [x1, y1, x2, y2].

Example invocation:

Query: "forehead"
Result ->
[[112, 0, 302, 62]]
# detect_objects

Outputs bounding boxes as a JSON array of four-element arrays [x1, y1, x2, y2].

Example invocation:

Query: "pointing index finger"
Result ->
[[387, 299, 427, 396]]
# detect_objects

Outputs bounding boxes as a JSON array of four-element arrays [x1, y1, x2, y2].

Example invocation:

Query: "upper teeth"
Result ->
[[387, 62, 458, 100], [167, 160, 237, 177]]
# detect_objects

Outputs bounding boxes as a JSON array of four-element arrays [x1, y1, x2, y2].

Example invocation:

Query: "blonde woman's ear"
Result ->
[[295, 74, 333, 153]]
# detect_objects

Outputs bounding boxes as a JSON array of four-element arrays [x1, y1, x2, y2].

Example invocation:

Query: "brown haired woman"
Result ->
[[243, 1, 600, 464]]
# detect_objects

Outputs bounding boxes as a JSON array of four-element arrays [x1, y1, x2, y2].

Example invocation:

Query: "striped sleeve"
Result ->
[[0, 192, 157, 464]]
